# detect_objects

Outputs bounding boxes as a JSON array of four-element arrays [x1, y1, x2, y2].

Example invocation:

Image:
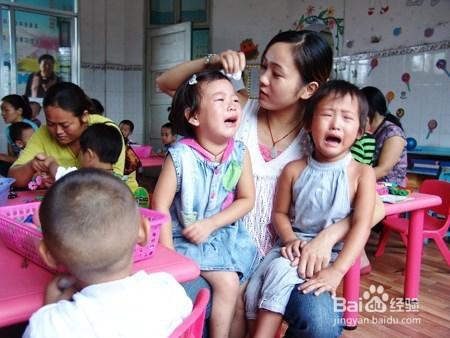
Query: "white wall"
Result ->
[[79, 0, 146, 143], [211, 0, 449, 57], [211, 0, 450, 147]]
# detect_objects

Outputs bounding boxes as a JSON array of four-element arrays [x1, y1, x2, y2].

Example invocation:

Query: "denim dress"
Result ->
[[168, 138, 257, 282]]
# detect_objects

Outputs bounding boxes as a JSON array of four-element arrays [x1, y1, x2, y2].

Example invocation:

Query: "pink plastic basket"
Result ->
[[0, 202, 167, 272], [131, 145, 152, 158]]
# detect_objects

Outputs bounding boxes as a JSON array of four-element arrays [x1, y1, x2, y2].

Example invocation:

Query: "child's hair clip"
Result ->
[[188, 74, 198, 85]]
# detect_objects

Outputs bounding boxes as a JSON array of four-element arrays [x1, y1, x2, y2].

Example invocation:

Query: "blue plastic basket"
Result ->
[[0, 177, 15, 206]]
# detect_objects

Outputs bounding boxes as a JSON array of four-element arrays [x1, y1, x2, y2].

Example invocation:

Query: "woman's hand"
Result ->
[[182, 219, 215, 244], [218, 50, 246, 74], [298, 266, 344, 297], [297, 232, 335, 279]]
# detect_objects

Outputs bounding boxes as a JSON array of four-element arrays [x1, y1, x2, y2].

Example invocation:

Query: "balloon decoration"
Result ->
[[367, 58, 378, 77], [406, 137, 417, 151], [436, 59, 450, 77], [426, 119, 438, 139], [385, 91, 395, 106], [396, 108, 405, 119], [401, 73, 411, 92]]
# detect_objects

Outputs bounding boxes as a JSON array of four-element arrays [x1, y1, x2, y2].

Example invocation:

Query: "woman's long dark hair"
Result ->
[[361, 86, 403, 130], [261, 30, 333, 86]]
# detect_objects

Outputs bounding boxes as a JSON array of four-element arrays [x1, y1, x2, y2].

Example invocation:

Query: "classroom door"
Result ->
[[146, 22, 191, 145]]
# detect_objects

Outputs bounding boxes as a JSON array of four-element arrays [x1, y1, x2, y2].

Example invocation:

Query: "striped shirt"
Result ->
[[351, 133, 376, 165]]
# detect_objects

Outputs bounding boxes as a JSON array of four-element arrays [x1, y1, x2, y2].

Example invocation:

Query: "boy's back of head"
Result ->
[[39, 168, 140, 282], [80, 123, 123, 166]]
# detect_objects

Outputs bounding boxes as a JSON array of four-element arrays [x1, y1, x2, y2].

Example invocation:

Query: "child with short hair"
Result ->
[[154, 122, 177, 157], [79, 123, 123, 172], [245, 80, 376, 337], [23, 169, 192, 337], [9, 121, 35, 152], [119, 119, 135, 144], [152, 71, 257, 337]]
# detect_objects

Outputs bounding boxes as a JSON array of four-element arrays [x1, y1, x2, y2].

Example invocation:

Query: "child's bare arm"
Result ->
[[182, 149, 255, 244], [152, 155, 177, 249], [272, 161, 304, 261], [300, 164, 376, 295]]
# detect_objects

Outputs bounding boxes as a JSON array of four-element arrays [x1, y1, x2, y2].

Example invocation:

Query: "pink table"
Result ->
[[383, 192, 442, 300], [6, 190, 46, 206], [0, 241, 199, 327], [140, 156, 164, 168], [341, 192, 441, 329]]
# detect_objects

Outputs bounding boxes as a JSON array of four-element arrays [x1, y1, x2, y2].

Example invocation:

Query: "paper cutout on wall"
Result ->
[[385, 91, 395, 105], [426, 119, 438, 139], [424, 28, 434, 37], [368, 0, 390, 15], [240, 39, 259, 60], [401, 73, 411, 91], [367, 58, 379, 76], [370, 35, 382, 43], [396, 108, 405, 119], [393, 27, 402, 36], [406, 0, 440, 6], [292, 6, 344, 55], [436, 59, 450, 77]]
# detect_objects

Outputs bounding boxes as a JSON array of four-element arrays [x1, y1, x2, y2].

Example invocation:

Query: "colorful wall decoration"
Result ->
[[291, 5, 344, 56]]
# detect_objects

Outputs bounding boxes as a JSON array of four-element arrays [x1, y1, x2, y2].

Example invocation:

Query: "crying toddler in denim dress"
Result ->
[[152, 70, 257, 337]]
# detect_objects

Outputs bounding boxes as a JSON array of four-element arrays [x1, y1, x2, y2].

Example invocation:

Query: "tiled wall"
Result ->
[[79, 0, 146, 144], [336, 43, 450, 147]]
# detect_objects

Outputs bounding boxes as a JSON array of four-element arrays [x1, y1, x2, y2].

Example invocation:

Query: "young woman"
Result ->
[[157, 30, 385, 337]]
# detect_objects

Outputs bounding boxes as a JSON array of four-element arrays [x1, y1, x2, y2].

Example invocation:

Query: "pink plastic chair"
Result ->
[[131, 145, 152, 159], [169, 288, 210, 338], [375, 179, 450, 266]]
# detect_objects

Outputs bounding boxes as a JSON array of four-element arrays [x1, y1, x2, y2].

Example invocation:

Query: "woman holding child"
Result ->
[[8, 82, 138, 191], [157, 30, 385, 337]]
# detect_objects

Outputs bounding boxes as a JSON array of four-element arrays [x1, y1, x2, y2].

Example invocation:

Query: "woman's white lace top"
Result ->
[[235, 99, 309, 256]]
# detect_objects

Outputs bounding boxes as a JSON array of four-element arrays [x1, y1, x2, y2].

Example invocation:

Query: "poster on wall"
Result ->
[[15, 11, 60, 94]]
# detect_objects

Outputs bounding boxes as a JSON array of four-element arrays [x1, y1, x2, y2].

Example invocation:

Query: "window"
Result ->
[[0, 1, 77, 98], [149, 0, 210, 59]]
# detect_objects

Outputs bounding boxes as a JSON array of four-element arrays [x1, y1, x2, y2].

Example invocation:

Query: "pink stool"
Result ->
[[169, 288, 210, 338]]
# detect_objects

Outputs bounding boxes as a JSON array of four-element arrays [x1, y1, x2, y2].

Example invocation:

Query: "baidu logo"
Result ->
[[334, 284, 419, 313]]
